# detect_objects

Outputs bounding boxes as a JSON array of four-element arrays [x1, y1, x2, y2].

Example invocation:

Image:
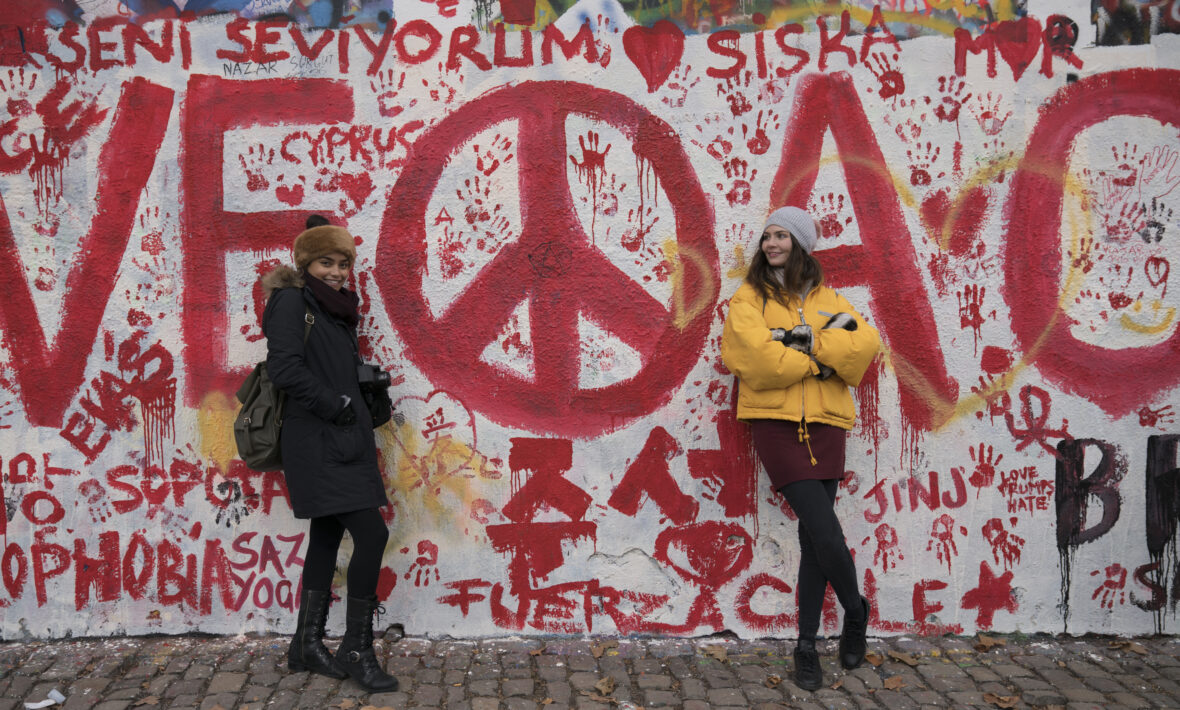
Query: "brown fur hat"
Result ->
[[292, 225, 356, 271]]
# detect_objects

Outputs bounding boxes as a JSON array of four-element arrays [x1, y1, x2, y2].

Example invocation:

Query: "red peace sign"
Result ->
[[377, 81, 717, 438]]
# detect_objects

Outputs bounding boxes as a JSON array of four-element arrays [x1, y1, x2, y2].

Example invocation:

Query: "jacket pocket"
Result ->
[[322, 424, 366, 465], [738, 385, 788, 411], [810, 379, 857, 427]]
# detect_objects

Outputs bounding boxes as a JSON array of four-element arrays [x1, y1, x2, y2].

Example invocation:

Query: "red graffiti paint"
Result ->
[[502, 438, 591, 523], [960, 560, 1018, 628], [734, 572, 794, 632], [378, 81, 717, 438], [1004, 69, 1180, 417], [769, 72, 956, 432], [654, 521, 752, 588], [919, 185, 990, 257], [181, 75, 353, 401], [816, 11, 856, 71], [540, 21, 600, 66], [954, 16, 1077, 80], [72, 531, 120, 611], [0, 78, 173, 428], [437, 578, 490, 616], [687, 407, 758, 519], [499, 0, 537, 24], [485, 521, 596, 594], [608, 427, 697, 524], [993, 17, 1043, 81], [623, 21, 684, 93], [911, 579, 963, 635]]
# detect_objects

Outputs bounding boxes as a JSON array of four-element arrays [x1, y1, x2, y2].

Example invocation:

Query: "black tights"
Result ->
[[779, 478, 863, 641], [301, 508, 389, 599]]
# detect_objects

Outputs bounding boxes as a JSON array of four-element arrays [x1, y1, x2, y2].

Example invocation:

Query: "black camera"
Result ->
[[357, 363, 391, 391]]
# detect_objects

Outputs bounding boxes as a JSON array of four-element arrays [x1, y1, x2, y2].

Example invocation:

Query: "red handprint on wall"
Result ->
[[968, 442, 1003, 491], [982, 517, 1025, 571], [406, 540, 442, 587], [1090, 564, 1128, 609], [926, 513, 964, 572], [869, 523, 902, 571]]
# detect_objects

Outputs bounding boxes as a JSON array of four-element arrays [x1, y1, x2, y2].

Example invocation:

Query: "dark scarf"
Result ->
[[304, 273, 360, 328]]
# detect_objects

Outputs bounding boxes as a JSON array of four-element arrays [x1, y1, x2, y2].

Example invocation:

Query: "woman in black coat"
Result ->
[[262, 218, 396, 692]]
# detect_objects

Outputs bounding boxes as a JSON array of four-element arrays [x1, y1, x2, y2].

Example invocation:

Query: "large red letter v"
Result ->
[[0, 77, 174, 427]]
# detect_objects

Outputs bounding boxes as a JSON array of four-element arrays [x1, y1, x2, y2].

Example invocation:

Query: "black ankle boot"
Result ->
[[288, 589, 347, 679], [793, 638, 823, 691], [336, 596, 398, 692], [839, 596, 871, 670]]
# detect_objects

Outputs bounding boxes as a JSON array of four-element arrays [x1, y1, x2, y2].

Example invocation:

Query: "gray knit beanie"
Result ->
[[762, 206, 818, 254]]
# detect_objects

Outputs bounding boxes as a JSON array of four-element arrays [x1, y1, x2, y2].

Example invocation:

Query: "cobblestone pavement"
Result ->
[[2, 632, 1180, 710]]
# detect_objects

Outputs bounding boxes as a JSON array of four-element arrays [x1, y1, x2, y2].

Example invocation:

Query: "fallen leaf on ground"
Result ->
[[591, 640, 618, 658], [974, 634, 1007, 651], [830, 679, 844, 690], [335, 700, 356, 710], [360, 706, 396, 710], [865, 652, 885, 667], [983, 692, 1018, 708], [764, 674, 782, 688], [883, 676, 906, 690], [701, 644, 729, 662], [888, 650, 920, 666], [1110, 640, 1149, 655], [594, 676, 616, 695], [541, 699, 554, 705], [530, 649, 543, 656], [133, 698, 160, 707]]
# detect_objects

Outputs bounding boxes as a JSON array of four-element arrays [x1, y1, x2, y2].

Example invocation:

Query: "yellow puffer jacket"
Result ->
[[720, 282, 881, 429]]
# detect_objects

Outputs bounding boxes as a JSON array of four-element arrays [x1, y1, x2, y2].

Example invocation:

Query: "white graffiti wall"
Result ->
[[0, 0, 1179, 639]]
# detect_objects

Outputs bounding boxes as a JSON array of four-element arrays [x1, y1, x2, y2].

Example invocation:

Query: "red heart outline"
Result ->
[[389, 390, 479, 485]]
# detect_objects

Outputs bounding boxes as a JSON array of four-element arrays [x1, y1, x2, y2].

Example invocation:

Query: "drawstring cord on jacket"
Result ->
[[797, 418, 817, 466], [796, 303, 818, 466]]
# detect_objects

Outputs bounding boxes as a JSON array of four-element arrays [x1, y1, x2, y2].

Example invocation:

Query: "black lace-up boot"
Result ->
[[287, 589, 347, 679], [793, 638, 823, 691], [839, 596, 871, 670], [336, 596, 398, 692]]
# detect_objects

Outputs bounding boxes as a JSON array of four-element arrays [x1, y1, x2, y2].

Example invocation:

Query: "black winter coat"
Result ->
[[262, 267, 388, 518]]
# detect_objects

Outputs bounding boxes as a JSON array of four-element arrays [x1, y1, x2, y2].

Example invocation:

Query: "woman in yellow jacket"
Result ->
[[721, 206, 880, 690]]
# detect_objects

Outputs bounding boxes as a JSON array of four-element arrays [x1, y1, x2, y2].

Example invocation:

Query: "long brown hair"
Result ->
[[745, 231, 824, 306]]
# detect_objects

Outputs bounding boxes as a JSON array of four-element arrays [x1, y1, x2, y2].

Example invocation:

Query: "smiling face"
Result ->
[[760, 225, 793, 267], [306, 251, 351, 290]]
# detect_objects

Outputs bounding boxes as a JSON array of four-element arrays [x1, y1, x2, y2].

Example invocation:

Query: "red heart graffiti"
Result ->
[[994, 17, 1043, 81], [275, 184, 304, 206], [919, 185, 991, 256], [623, 20, 685, 93], [1146, 255, 1170, 293]]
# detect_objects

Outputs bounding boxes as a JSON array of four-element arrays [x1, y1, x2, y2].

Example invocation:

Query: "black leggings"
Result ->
[[301, 508, 389, 599], [778, 478, 863, 641]]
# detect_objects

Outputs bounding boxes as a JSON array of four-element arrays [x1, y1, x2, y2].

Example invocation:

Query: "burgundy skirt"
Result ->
[[750, 419, 847, 490]]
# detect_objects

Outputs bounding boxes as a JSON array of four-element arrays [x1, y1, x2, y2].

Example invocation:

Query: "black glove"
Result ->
[[364, 388, 393, 428], [331, 396, 356, 426], [823, 312, 858, 331]]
